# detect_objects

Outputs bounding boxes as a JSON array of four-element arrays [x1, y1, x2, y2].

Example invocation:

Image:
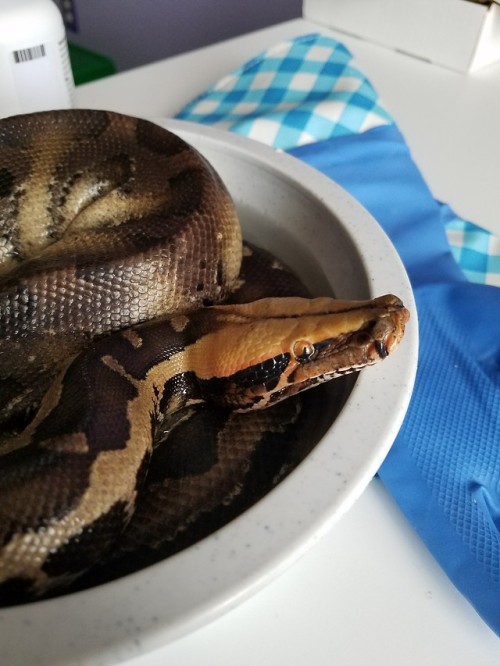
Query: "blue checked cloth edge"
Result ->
[[178, 33, 500, 288]]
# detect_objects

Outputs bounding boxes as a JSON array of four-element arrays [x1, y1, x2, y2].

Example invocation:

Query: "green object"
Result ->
[[68, 43, 116, 85]]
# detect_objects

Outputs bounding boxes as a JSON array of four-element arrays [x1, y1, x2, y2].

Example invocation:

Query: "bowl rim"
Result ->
[[0, 118, 418, 666]]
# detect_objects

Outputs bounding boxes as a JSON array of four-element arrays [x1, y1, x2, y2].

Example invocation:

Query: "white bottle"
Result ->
[[0, 0, 75, 118]]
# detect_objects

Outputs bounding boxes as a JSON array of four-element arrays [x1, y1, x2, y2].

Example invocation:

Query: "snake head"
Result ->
[[192, 295, 409, 411]]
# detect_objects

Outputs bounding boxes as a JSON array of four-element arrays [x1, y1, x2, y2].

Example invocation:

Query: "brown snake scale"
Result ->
[[0, 109, 241, 428], [0, 110, 408, 604]]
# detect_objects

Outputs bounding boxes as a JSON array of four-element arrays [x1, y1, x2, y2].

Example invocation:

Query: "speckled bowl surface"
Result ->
[[0, 120, 418, 666]]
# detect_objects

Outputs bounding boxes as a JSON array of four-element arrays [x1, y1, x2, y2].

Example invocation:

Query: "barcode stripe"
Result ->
[[13, 45, 46, 64]]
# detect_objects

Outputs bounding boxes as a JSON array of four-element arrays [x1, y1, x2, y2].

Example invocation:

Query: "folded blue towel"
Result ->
[[177, 33, 500, 633], [292, 127, 500, 633]]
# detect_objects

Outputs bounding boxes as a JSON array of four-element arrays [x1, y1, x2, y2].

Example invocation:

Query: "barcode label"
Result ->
[[13, 45, 46, 64]]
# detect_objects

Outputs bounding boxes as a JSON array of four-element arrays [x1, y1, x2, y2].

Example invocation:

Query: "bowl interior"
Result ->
[[191, 138, 372, 302]]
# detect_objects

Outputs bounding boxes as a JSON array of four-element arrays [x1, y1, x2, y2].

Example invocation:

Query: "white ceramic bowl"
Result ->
[[0, 120, 418, 666]]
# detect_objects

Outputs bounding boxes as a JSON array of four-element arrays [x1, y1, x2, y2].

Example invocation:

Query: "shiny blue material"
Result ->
[[290, 125, 500, 633]]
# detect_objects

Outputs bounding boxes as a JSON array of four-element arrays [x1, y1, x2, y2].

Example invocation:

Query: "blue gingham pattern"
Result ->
[[178, 34, 392, 149], [177, 33, 500, 287], [446, 216, 500, 287]]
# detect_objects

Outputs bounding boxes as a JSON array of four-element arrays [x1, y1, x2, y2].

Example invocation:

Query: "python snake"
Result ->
[[0, 110, 408, 604]]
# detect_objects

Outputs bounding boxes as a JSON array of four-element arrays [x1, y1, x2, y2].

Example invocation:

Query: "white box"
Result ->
[[303, 0, 500, 72]]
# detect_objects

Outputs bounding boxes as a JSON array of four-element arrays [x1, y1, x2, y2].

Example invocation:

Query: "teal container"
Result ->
[[68, 42, 116, 85]]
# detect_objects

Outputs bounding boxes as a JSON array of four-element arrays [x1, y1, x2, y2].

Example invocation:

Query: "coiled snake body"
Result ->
[[0, 110, 408, 603]]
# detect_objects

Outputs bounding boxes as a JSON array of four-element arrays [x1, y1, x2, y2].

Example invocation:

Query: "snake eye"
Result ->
[[292, 339, 316, 363]]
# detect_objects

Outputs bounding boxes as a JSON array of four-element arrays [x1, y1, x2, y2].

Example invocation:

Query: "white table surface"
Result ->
[[76, 18, 500, 665]]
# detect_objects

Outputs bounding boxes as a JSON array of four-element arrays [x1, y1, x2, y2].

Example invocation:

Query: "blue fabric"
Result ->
[[290, 125, 500, 633], [177, 31, 500, 633]]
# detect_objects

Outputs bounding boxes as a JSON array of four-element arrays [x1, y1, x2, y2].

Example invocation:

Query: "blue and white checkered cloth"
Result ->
[[179, 36, 391, 146], [178, 33, 500, 287], [447, 215, 500, 286]]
